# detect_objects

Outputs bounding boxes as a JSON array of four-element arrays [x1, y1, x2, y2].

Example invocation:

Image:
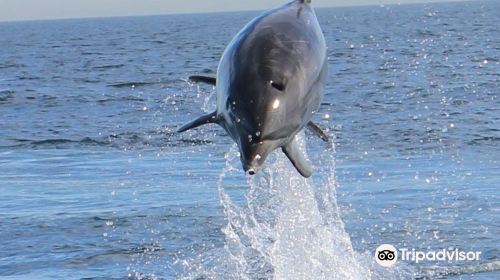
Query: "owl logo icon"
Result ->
[[375, 244, 398, 267]]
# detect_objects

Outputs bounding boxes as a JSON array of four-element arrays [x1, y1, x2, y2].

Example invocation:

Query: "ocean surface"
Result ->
[[0, 1, 498, 279]]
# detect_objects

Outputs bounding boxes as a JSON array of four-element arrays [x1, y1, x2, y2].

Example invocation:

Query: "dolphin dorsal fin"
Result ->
[[282, 138, 313, 177], [177, 111, 219, 133]]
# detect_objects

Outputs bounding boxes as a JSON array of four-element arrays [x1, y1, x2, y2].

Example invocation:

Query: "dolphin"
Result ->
[[178, 0, 329, 178]]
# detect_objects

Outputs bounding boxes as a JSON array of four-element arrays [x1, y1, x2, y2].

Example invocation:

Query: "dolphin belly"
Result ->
[[179, 0, 328, 177]]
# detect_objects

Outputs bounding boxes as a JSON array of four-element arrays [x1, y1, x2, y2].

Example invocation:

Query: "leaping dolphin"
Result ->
[[178, 0, 329, 178]]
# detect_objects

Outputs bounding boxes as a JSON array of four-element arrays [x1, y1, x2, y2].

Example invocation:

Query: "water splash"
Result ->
[[180, 133, 386, 279]]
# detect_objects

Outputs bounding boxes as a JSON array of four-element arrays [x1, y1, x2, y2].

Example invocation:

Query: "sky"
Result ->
[[0, 0, 461, 22]]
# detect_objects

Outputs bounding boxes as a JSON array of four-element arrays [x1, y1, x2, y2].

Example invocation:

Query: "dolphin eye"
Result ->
[[270, 80, 285, 91]]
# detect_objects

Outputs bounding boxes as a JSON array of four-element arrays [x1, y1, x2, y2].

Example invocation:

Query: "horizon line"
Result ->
[[0, 0, 471, 23]]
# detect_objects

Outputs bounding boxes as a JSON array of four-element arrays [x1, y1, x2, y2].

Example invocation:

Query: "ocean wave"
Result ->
[[92, 64, 126, 70], [0, 90, 15, 102], [67, 244, 164, 267], [1, 130, 221, 150], [108, 81, 161, 88], [0, 63, 26, 69], [108, 78, 185, 88]]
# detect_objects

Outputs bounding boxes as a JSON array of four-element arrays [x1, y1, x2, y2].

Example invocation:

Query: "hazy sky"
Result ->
[[0, 0, 459, 22]]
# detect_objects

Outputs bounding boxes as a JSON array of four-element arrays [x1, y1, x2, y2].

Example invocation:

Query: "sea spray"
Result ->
[[181, 133, 371, 279]]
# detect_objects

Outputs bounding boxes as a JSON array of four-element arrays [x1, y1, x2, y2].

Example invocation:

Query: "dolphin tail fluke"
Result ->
[[189, 75, 216, 86], [282, 138, 313, 178], [177, 111, 219, 133], [307, 121, 329, 142]]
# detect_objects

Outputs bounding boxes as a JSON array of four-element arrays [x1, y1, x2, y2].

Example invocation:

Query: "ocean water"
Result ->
[[0, 1, 498, 279]]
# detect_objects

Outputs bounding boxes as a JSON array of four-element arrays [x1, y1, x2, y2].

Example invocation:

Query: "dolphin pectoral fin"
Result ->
[[177, 111, 219, 133], [188, 75, 216, 86], [307, 121, 329, 142], [282, 139, 313, 178]]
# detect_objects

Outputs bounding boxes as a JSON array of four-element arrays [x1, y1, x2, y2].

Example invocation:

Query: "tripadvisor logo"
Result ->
[[375, 244, 398, 267], [375, 244, 482, 267]]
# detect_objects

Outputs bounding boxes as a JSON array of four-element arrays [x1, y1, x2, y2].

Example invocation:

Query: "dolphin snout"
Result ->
[[242, 153, 264, 176], [243, 161, 259, 176], [240, 140, 277, 176]]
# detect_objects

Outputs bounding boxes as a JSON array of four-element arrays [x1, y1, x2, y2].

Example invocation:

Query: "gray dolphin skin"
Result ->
[[178, 0, 329, 178]]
